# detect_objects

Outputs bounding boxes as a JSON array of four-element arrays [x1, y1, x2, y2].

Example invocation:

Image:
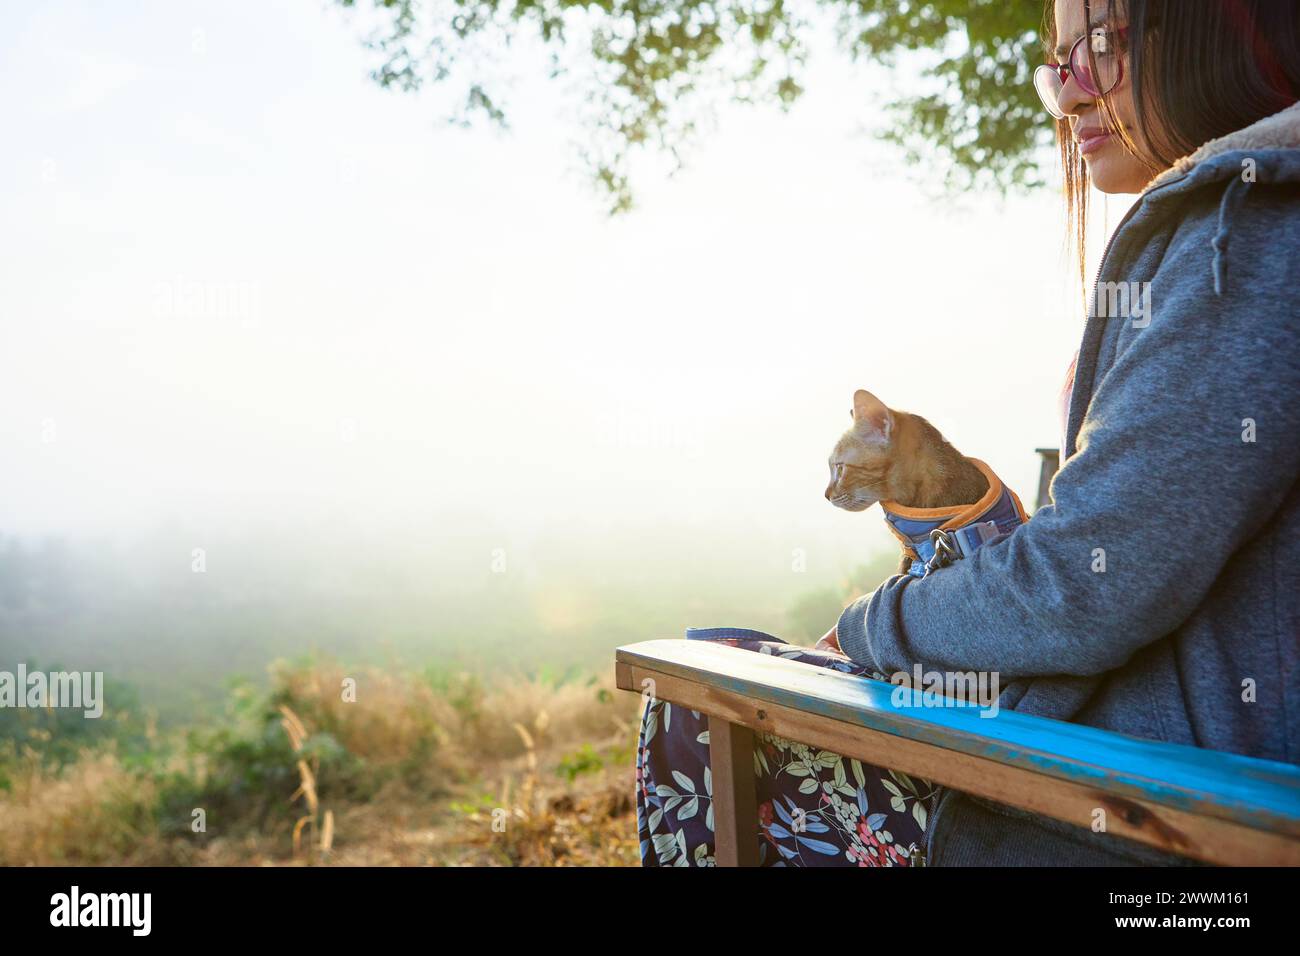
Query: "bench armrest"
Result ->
[[616, 639, 1300, 866]]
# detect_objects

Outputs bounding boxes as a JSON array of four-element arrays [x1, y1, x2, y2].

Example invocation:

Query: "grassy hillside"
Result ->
[[0, 658, 644, 866], [0, 527, 899, 865]]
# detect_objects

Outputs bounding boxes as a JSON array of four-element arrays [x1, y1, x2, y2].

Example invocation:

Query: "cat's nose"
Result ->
[[824, 483, 835, 500]]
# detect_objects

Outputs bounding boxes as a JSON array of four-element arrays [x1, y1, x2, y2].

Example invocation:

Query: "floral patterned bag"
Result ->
[[635, 628, 940, 867]]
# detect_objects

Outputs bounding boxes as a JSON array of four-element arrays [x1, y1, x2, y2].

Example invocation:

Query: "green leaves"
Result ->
[[334, 0, 1050, 207], [847, 0, 1051, 194]]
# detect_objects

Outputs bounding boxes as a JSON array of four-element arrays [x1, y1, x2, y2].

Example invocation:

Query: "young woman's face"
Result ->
[[1052, 0, 1154, 194]]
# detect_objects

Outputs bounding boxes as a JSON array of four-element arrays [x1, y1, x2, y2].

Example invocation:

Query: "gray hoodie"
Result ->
[[836, 102, 1300, 865]]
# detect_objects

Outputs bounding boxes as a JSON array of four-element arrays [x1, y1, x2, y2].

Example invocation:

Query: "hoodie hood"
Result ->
[[1139, 100, 1300, 295], [1145, 99, 1300, 191]]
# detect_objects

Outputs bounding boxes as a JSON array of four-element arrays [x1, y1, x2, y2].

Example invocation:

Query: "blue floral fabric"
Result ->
[[635, 629, 940, 867]]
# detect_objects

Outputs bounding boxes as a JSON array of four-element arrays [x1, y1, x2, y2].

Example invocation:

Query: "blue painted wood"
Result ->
[[617, 639, 1300, 834]]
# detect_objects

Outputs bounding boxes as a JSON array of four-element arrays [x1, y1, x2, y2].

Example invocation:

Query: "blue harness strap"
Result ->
[[880, 460, 1029, 579]]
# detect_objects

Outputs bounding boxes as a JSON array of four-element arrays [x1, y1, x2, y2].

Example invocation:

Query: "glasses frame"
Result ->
[[1034, 26, 1129, 120]]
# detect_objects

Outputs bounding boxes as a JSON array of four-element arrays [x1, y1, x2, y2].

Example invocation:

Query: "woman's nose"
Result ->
[[1056, 71, 1091, 120]]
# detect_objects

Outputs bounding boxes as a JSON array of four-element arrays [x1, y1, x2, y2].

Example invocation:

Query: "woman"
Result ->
[[636, 0, 1300, 866]]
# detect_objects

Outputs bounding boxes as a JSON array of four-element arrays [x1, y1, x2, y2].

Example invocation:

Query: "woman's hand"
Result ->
[[814, 624, 842, 655]]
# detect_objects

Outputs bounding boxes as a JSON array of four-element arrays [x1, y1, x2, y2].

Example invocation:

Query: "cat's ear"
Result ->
[[852, 389, 893, 443]]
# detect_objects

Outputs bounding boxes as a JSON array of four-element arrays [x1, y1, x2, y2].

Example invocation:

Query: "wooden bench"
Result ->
[[616, 639, 1300, 866]]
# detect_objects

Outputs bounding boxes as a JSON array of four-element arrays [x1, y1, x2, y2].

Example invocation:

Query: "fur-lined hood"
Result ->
[[1146, 99, 1300, 190], [1137, 100, 1300, 294]]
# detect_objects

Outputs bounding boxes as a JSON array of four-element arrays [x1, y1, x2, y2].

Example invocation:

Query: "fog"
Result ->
[[0, 2, 1121, 716]]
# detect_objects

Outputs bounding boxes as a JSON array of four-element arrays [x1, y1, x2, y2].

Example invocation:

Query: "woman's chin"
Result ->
[[1084, 147, 1149, 195]]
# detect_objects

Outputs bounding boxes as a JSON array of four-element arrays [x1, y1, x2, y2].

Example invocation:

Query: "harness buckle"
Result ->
[[926, 528, 961, 572]]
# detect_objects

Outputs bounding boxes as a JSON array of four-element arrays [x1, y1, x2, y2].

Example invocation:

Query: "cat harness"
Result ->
[[880, 459, 1029, 578]]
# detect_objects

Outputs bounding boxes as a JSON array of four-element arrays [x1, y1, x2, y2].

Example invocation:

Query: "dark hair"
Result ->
[[1042, 0, 1300, 296]]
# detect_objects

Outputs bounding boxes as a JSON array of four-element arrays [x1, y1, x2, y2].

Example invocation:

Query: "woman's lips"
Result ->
[[1078, 130, 1112, 155]]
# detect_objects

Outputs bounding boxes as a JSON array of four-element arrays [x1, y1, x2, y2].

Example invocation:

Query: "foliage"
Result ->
[[0, 656, 640, 864], [555, 742, 605, 782], [155, 678, 370, 838], [335, 0, 1051, 209], [0, 663, 151, 788]]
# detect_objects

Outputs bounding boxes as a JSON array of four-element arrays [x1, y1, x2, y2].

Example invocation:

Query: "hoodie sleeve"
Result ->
[[836, 187, 1300, 679]]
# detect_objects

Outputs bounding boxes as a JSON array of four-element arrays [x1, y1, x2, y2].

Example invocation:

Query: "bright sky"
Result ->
[[0, 1, 1133, 573]]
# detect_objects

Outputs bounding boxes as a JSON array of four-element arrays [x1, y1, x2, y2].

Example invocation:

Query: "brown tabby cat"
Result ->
[[825, 389, 990, 574]]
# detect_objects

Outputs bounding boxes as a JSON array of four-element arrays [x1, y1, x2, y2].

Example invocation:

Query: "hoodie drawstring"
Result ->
[[1212, 175, 1252, 296]]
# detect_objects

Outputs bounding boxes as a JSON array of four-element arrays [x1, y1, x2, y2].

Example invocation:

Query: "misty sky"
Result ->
[[0, 1, 1133, 579]]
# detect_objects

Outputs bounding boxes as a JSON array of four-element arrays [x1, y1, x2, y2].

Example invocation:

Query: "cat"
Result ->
[[826, 389, 999, 575]]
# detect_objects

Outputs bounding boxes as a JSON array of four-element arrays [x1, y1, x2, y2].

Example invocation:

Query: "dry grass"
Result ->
[[269, 660, 635, 764], [440, 726, 642, 867], [0, 662, 646, 867], [0, 746, 167, 865]]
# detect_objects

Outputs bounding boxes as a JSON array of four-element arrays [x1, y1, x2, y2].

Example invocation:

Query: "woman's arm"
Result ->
[[836, 197, 1300, 679]]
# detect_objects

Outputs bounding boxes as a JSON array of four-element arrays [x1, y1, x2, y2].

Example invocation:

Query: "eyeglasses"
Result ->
[[1033, 27, 1128, 119]]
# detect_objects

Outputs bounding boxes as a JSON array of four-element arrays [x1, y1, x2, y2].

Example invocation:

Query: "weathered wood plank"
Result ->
[[616, 640, 1300, 865], [707, 718, 760, 866]]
